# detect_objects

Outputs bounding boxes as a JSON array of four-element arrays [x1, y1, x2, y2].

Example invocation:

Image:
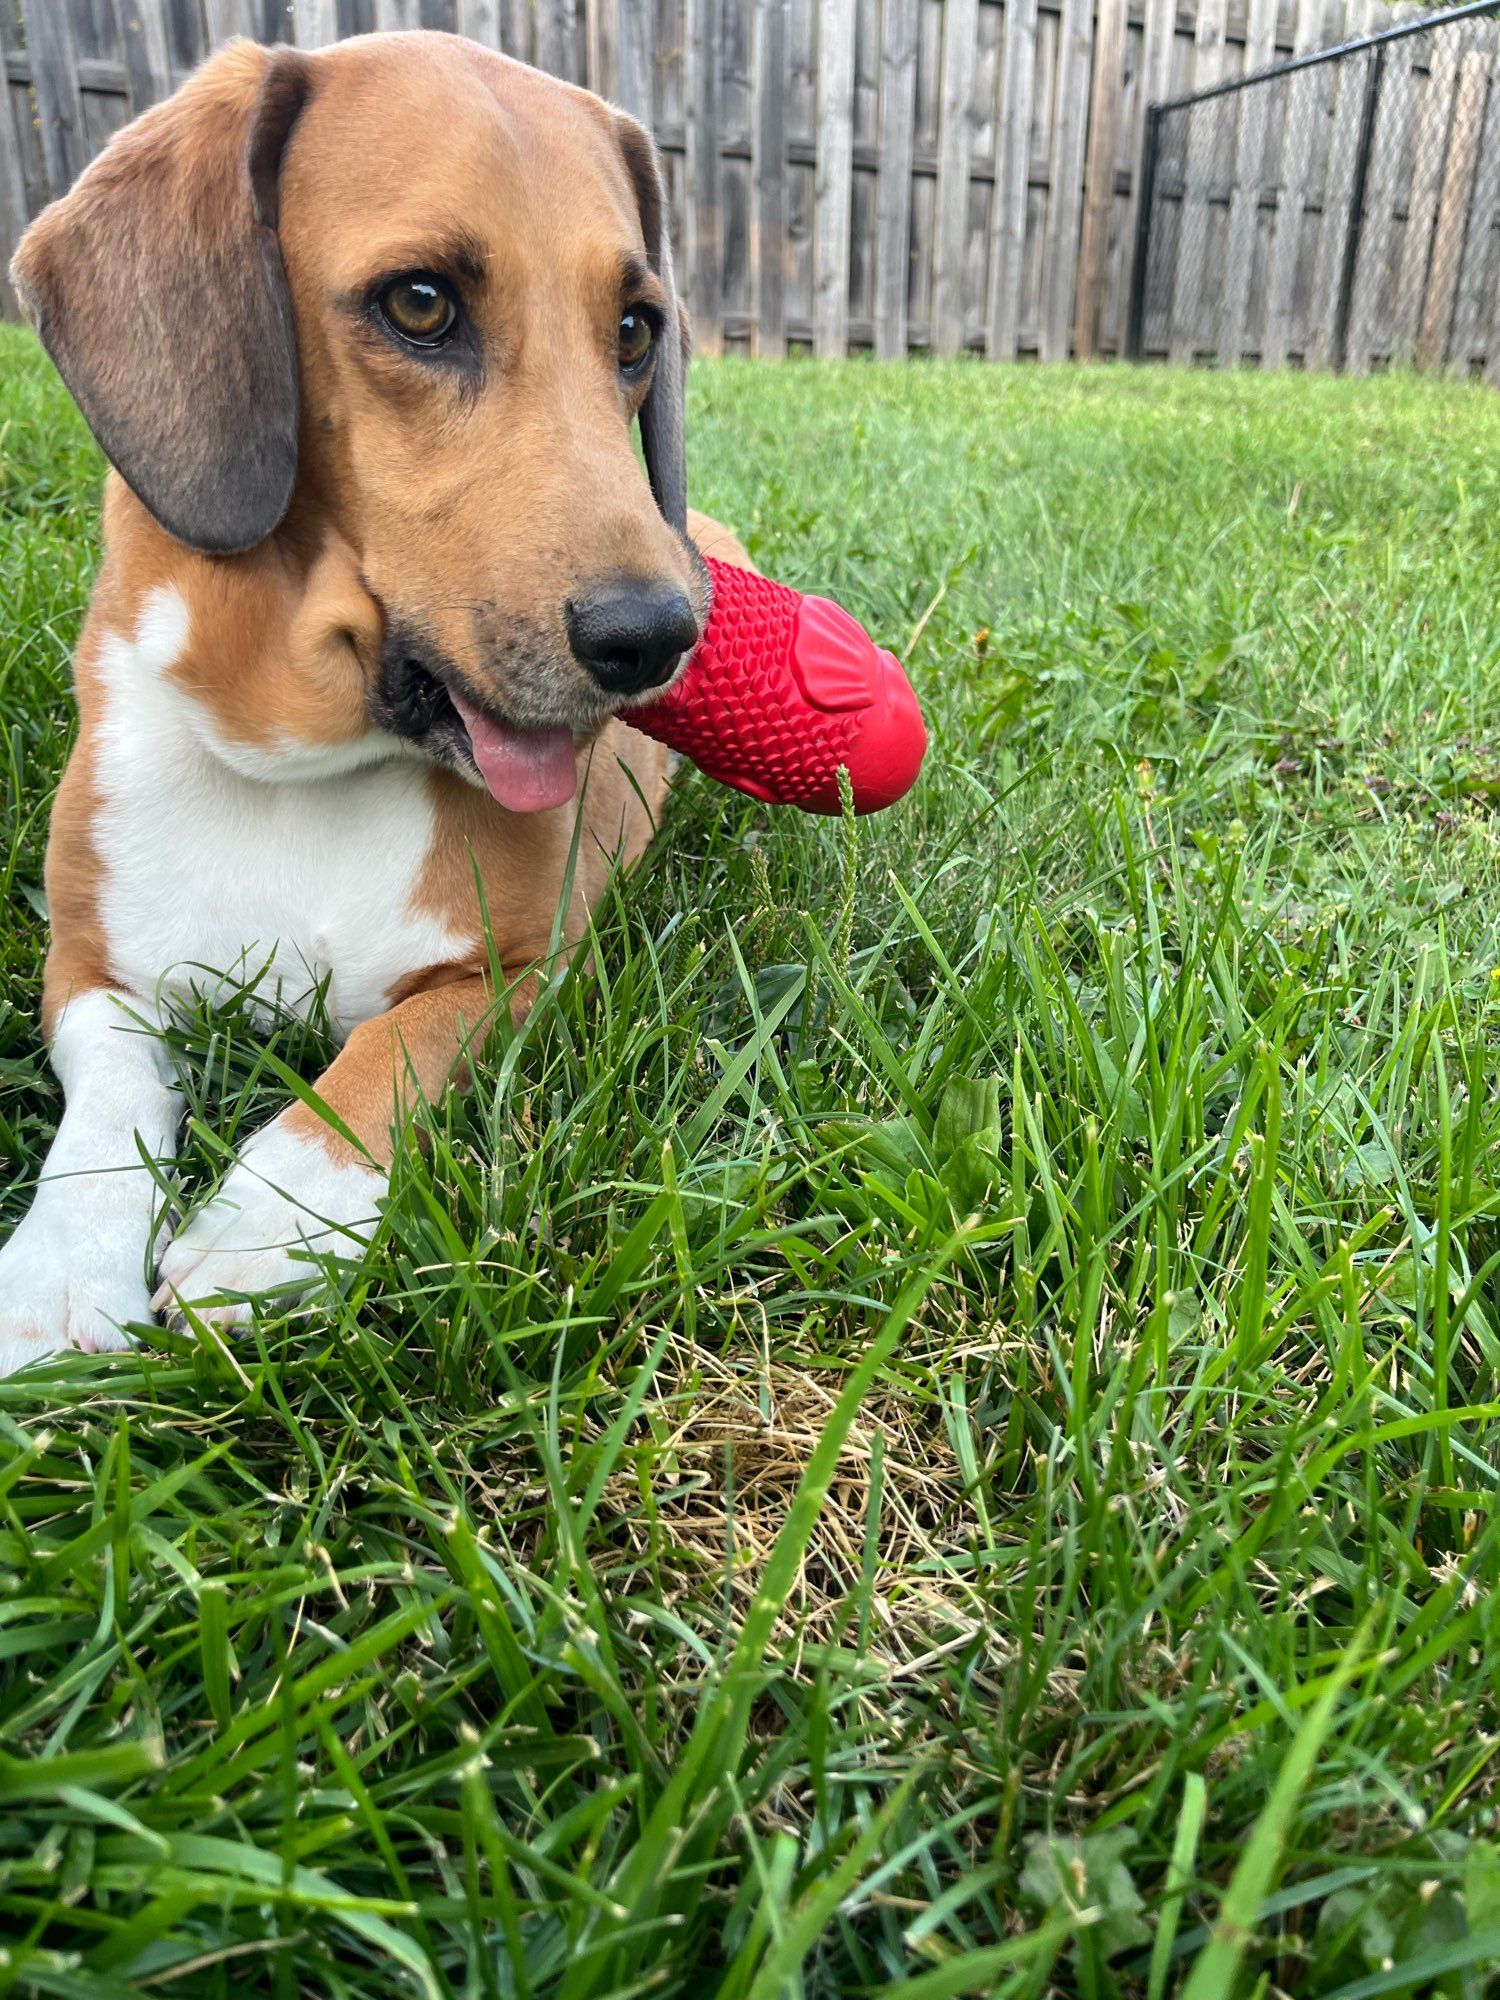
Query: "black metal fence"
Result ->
[[1127, 0, 1500, 377]]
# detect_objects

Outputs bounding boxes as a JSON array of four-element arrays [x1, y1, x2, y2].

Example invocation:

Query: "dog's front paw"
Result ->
[[154, 1119, 385, 1327], [0, 1202, 152, 1376]]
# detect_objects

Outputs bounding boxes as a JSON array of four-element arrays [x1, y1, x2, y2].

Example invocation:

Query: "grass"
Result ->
[[3, 325, 1500, 1997]]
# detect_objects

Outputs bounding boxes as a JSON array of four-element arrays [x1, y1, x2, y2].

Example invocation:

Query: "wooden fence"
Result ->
[[1129, 0, 1500, 376], [1, 0, 1497, 369]]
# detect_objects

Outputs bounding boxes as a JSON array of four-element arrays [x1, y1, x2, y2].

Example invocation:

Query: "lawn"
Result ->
[[3, 327, 1500, 1999]]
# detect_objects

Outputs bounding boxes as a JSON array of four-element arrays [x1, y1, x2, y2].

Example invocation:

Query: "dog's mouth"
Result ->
[[444, 686, 577, 813], [373, 642, 587, 814]]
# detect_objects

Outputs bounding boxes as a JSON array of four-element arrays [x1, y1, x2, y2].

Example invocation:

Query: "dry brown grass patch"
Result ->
[[604, 1338, 989, 1671]]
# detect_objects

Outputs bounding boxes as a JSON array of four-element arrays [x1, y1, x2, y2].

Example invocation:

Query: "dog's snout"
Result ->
[[566, 579, 698, 697]]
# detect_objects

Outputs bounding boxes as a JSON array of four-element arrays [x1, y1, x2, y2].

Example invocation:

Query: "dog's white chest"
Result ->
[[88, 590, 472, 1035]]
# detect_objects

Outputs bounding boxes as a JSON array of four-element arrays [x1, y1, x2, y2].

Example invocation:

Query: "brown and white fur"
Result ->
[[0, 31, 750, 1374]]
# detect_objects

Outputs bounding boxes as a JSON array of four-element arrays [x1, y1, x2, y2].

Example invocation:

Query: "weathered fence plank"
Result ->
[[0, 33, 27, 285], [22, 0, 90, 194], [1168, 0, 1228, 362], [1446, 28, 1500, 370], [717, 0, 751, 336], [1216, 0, 1278, 362], [1389, 27, 1462, 363], [986, 0, 1038, 357], [535, 0, 580, 78], [1305, 0, 1382, 369], [117, 0, 173, 111], [874, 0, 917, 358], [849, 0, 878, 334], [1040, 0, 1094, 360], [1345, 22, 1419, 373], [204, 0, 256, 39], [752, 0, 787, 353], [501, 0, 533, 57], [812, 0, 855, 355], [931, 0, 977, 357], [1261, 0, 1330, 366], [586, 0, 618, 101], [615, 0, 654, 123], [294, 1, 341, 46], [1418, 42, 1487, 364], [1112, 0, 1176, 355], [685, 0, 724, 351], [457, 0, 503, 45], [1075, 0, 1126, 356]]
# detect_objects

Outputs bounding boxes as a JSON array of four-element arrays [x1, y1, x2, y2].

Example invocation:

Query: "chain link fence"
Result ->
[[1127, 0, 1500, 376]]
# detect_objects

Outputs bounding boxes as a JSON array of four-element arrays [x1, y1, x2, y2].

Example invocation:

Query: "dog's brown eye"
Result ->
[[618, 310, 654, 372], [379, 275, 457, 347]]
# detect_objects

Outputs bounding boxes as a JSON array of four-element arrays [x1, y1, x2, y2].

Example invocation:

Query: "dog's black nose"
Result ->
[[566, 579, 697, 696]]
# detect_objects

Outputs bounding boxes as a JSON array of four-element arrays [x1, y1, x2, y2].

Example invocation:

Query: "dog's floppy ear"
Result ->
[[9, 41, 310, 556], [614, 113, 688, 535]]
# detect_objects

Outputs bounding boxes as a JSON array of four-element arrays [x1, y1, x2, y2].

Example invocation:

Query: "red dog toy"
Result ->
[[626, 556, 926, 815]]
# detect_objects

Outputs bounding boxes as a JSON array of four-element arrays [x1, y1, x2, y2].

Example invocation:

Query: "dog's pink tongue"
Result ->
[[449, 691, 577, 813]]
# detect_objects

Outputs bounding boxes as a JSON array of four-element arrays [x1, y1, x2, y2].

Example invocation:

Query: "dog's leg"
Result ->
[[0, 988, 181, 1374], [155, 973, 502, 1324]]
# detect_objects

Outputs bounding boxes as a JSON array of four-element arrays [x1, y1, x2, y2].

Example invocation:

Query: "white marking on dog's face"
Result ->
[[198, 726, 425, 784], [128, 588, 408, 783], [153, 1115, 385, 1326], [0, 990, 180, 1376], [92, 588, 474, 1036]]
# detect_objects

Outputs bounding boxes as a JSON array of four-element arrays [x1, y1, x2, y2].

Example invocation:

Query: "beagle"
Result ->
[[0, 31, 749, 1374]]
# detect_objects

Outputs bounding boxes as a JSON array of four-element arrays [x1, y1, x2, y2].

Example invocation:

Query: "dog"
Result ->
[[0, 30, 750, 1375]]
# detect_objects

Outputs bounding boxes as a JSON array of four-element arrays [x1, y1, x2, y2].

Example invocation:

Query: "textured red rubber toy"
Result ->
[[625, 555, 927, 815]]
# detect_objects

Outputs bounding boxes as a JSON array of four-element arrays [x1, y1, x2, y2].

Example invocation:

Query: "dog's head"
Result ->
[[11, 34, 705, 811]]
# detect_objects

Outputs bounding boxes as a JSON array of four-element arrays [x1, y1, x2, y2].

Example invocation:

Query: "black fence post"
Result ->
[[1333, 44, 1385, 372], [1126, 103, 1162, 363]]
